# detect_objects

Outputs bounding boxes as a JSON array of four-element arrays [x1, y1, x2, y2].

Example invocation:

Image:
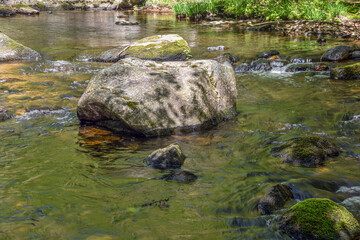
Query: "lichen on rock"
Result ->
[[279, 198, 360, 240], [94, 34, 191, 62], [0, 33, 41, 62]]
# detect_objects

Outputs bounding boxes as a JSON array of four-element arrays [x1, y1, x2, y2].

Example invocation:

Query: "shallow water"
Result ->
[[0, 11, 360, 240]]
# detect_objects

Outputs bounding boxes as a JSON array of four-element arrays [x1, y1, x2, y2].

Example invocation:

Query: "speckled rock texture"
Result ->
[[77, 57, 237, 137], [0, 33, 41, 61]]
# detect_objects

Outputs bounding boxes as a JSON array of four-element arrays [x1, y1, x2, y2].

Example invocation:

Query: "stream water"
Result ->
[[0, 11, 360, 240]]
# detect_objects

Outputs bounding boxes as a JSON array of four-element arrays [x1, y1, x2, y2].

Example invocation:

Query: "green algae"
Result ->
[[12, 4, 34, 10], [330, 63, 360, 80]]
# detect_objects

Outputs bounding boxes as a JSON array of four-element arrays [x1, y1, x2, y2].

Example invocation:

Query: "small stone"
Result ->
[[213, 53, 236, 64], [160, 170, 197, 182], [271, 136, 340, 167], [258, 184, 294, 215], [258, 50, 280, 59], [207, 46, 226, 52], [0, 110, 14, 121], [144, 144, 186, 170]]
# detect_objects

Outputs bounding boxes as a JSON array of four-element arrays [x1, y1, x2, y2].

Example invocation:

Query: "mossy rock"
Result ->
[[0, 33, 41, 62], [144, 143, 186, 170], [0, 4, 15, 17], [271, 136, 340, 167], [12, 4, 39, 15], [95, 34, 192, 62], [279, 198, 360, 240], [321, 46, 353, 62], [330, 63, 360, 80]]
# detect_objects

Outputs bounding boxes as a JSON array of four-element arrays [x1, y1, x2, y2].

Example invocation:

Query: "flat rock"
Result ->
[[0, 5, 15, 17], [320, 46, 353, 61], [77, 57, 237, 137], [0, 33, 41, 62], [144, 144, 186, 170], [94, 34, 191, 62]]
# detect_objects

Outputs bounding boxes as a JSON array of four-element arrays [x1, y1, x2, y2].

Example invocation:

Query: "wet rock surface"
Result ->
[[279, 198, 360, 240], [258, 50, 280, 59], [94, 34, 191, 62], [0, 33, 41, 61], [258, 184, 294, 215], [271, 136, 340, 167], [337, 186, 360, 196], [144, 144, 186, 170], [12, 4, 39, 15], [342, 197, 360, 220], [0, 110, 14, 121], [160, 170, 197, 182], [330, 63, 360, 80], [115, 19, 139, 25], [77, 57, 237, 136], [321, 46, 353, 61], [0, 4, 15, 17]]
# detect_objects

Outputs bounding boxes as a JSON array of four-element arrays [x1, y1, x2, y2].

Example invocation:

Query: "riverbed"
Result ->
[[0, 10, 359, 239]]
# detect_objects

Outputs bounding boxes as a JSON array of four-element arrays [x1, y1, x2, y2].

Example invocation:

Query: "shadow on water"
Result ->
[[0, 10, 359, 239]]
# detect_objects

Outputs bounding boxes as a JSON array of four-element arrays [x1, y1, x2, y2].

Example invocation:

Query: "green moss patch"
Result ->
[[12, 4, 34, 10], [0, 5, 14, 11], [280, 198, 360, 240]]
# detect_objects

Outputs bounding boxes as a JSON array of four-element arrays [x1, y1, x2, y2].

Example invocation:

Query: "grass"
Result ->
[[151, 0, 359, 21]]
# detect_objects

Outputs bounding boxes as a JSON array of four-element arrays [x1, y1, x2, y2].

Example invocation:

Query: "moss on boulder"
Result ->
[[0, 33, 41, 62], [12, 4, 39, 15], [279, 198, 360, 240], [271, 136, 340, 167], [330, 63, 360, 80], [0, 4, 15, 17], [94, 34, 191, 62]]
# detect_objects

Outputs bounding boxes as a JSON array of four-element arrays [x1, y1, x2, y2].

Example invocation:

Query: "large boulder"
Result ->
[[0, 33, 41, 62], [0, 5, 15, 17], [330, 63, 360, 80], [77, 57, 237, 136], [144, 144, 186, 170], [271, 136, 340, 167], [320, 46, 353, 62], [279, 198, 360, 240], [94, 34, 191, 62]]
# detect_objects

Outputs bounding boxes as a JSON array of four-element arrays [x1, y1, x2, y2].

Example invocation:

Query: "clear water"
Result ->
[[0, 11, 359, 240]]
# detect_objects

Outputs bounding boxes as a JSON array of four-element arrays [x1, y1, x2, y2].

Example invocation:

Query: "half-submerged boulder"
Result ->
[[94, 34, 191, 62], [77, 57, 237, 137], [279, 198, 360, 240], [144, 144, 186, 170], [0, 33, 41, 62], [0, 5, 15, 17], [330, 63, 360, 80], [161, 170, 197, 182], [320, 46, 353, 62], [258, 184, 294, 215], [271, 136, 340, 167]]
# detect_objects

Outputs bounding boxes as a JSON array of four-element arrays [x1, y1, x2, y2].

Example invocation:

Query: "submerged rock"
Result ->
[[258, 184, 294, 215], [213, 53, 236, 65], [320, 46, 353, 61], [161, 170, 197, 182], [271, 136, 340, 167], [0, 33, 41, 61], [279, 198, 360, 240], [0, 110, 14, 121], [330, 63, 360, 80], [144, 144, 186, 170], [342, 197, 360, 219], [0, 5, 15, 17], [94, 34, 191, 62], [12, 4, 39, 15], [337, 186, 360, 196], [115, 19, 139, 25], [285, 63, 331, 72], [77, 57, 237, 136], [258, 50, 280, 59]]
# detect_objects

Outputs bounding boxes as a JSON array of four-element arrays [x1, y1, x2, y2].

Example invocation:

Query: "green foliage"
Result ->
[[170, 0, 355, 21]]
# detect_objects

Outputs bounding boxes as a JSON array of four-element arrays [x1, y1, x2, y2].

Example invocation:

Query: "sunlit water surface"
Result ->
[[0, 11, 360, 240]]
